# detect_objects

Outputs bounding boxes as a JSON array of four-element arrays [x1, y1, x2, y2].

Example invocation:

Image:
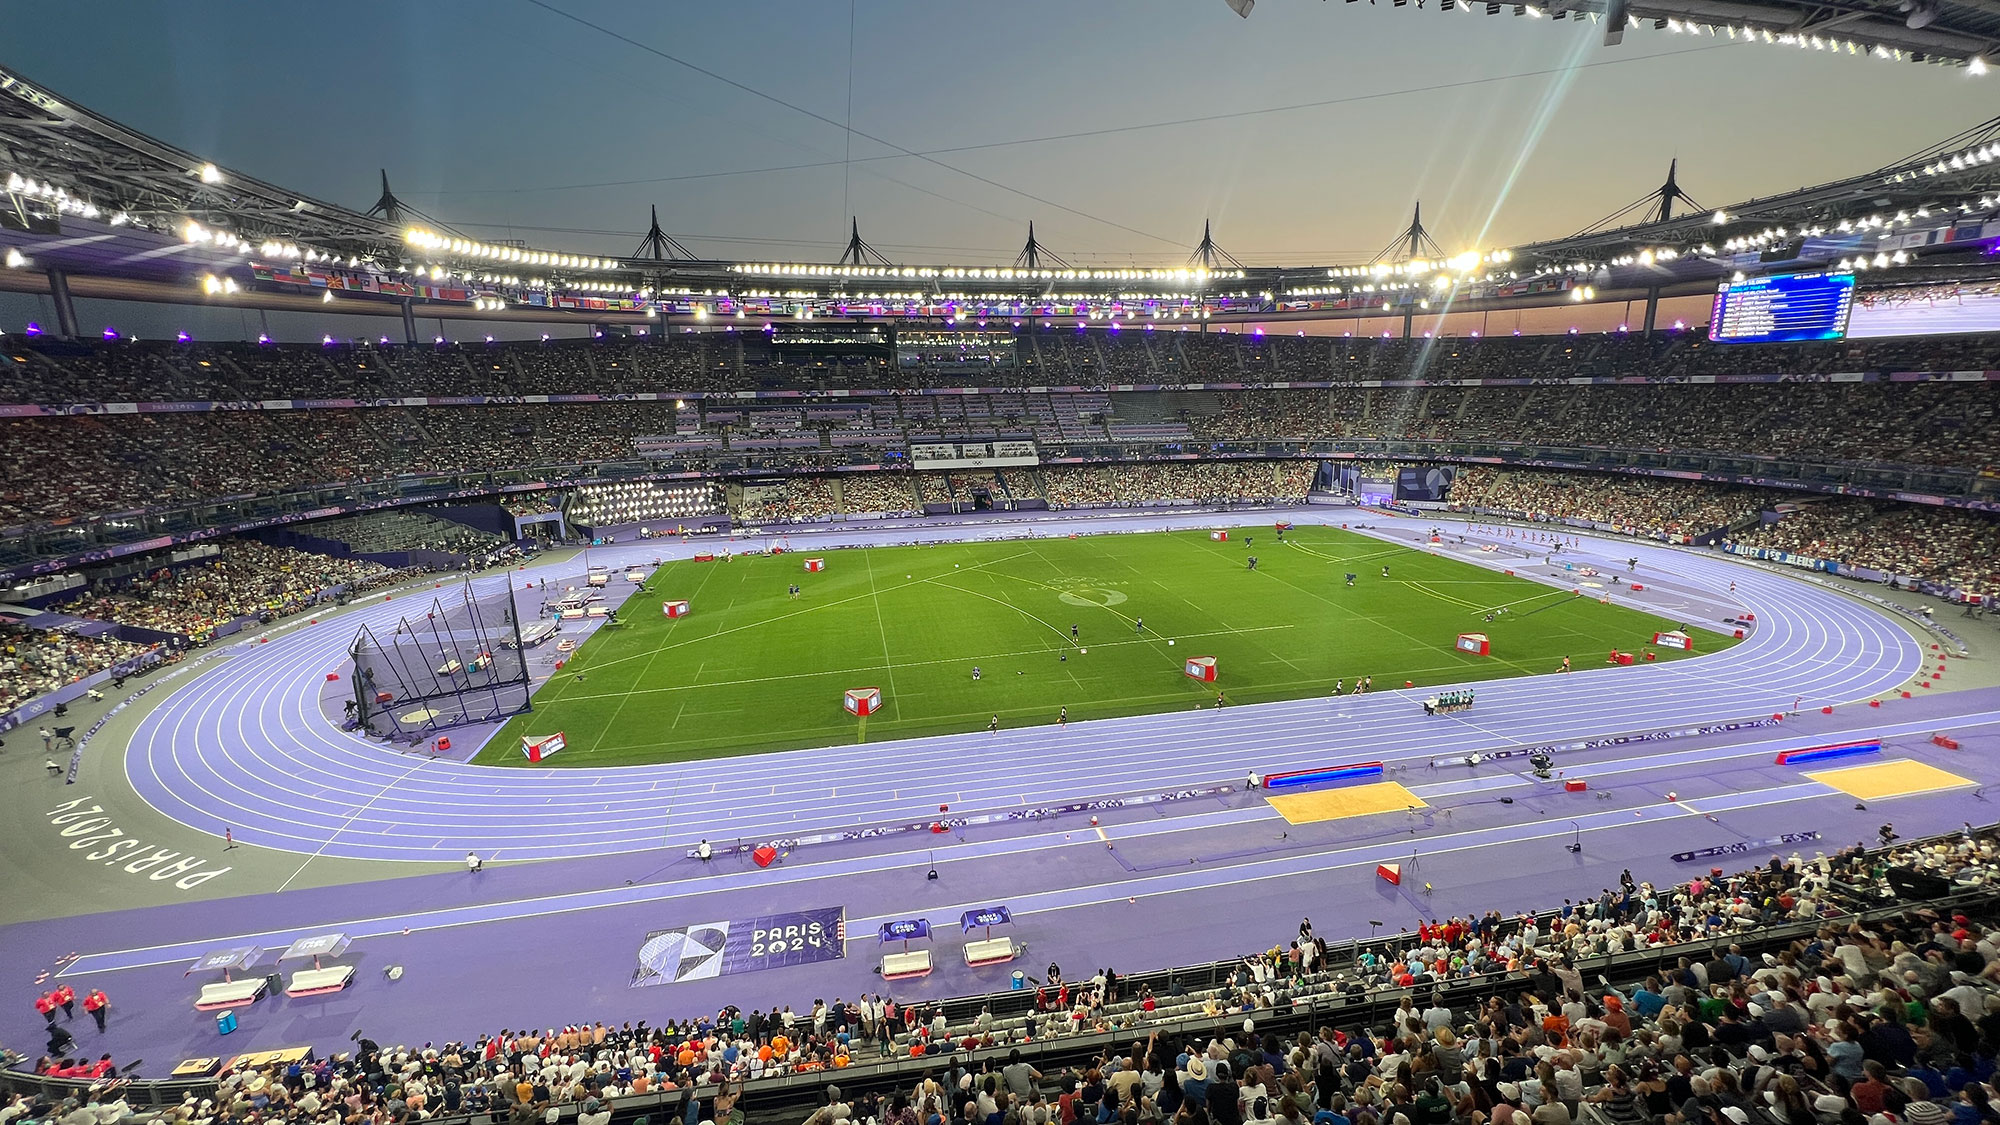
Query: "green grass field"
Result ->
[[483, 527, 1729, 766]]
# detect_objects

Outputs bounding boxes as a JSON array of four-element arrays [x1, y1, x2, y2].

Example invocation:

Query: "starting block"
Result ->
[[1629, 583, 1645, 591], [1375, 862, 1401, 886], [325, 672, 339, 682], [1932, 734, 1961, 751], [1774, 739, 1882, 766]]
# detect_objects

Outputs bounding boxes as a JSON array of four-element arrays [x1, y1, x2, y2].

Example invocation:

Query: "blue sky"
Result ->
[[13, 2, 1995, 272]]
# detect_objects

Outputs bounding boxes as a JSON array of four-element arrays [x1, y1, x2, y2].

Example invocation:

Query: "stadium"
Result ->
[[3, 6, 2000, 1125]]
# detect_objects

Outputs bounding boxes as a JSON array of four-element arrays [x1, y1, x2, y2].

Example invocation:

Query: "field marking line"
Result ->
[[536, 624, 1304, 706], [555, 549, 1034, 677], [1400, 580, 1485, 612], [505, 525, 1717, 760], [587, 562, 725, 752], [1029, 536, 1219, 683], [861, 548, 904, 721]]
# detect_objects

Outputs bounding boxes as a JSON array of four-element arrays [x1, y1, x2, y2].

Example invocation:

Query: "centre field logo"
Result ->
[[1058, 584, 1128, 608]]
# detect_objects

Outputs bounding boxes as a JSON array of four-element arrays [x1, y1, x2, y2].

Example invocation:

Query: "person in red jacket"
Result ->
[[83, 989, 108, 1032], [55, 984, 75, 1020], [34, 991, 56, 1027]]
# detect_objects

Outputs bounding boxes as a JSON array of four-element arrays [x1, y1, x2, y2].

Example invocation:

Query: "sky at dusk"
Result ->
[[12, 1, 1997, 273]]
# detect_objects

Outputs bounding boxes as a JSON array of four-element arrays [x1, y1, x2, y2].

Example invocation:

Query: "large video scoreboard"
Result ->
[[1708, 272, 1856, 343]]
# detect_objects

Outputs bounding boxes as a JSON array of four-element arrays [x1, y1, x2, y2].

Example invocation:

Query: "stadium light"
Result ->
[[3, 248, 26, 269], [1970, 56, 1989, 75], [197, 163, 223, 185]]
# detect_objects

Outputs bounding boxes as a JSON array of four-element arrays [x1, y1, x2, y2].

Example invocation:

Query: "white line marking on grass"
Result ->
[[921, 575, 1078, 647], [862, 549, 904, 721], [569, 550, 1033, 677]]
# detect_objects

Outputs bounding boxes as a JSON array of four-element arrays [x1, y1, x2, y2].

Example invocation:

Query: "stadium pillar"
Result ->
[[401, 298, 419, 345], [1641, 287, 1660, 338], [46, 268, 78, 340], [1402, 309, 1414, 339]]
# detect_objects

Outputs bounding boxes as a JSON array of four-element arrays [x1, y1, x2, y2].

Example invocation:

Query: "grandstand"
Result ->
[[8, 38, 2000, 1125]]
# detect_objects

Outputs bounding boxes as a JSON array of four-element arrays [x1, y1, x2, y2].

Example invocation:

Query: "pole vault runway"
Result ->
[[122, 510, 1924, 862]]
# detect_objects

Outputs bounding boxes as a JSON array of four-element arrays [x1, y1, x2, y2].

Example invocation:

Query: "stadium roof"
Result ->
[[2, 58, 1999, 331], [1331, 0, 1998, 69]]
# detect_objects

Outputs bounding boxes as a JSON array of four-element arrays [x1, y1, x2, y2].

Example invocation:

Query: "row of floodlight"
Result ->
[[729, 263, 1246, 283], [1901, 143, 2000, 181], [404, 228, 616, 273]]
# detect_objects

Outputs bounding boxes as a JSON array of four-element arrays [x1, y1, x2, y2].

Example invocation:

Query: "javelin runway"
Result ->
[[123, 511, 1925, 863]]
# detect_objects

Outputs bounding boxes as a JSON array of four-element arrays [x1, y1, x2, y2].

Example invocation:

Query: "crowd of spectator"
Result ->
[[737, 478, 845, 524], [1729, 501, 2000, 594], [1042, 463, 1315, 509], [16, 822, 2000, 1125], [54, 540, 393, 642], [0, 376, 1995, 530], [10, 330, 1998, 405], [837, 475, 923, 517], [1171, 380, 1997, 473], [0, 623, 150, 709], [503, 492, 565, 518], [1445, 470, 1774, 544], [300, 512, 510, 565]]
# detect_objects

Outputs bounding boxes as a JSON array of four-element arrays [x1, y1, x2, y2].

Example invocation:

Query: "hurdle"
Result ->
[[1773, 739, 1882, 766], [1263, 761, 1385, 789]]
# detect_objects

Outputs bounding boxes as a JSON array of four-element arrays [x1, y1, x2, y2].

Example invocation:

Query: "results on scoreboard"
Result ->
[[1708, 272, 1855, 344]]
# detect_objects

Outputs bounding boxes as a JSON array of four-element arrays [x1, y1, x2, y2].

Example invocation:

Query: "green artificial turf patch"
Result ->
[[483, 526, 1729, 765]]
